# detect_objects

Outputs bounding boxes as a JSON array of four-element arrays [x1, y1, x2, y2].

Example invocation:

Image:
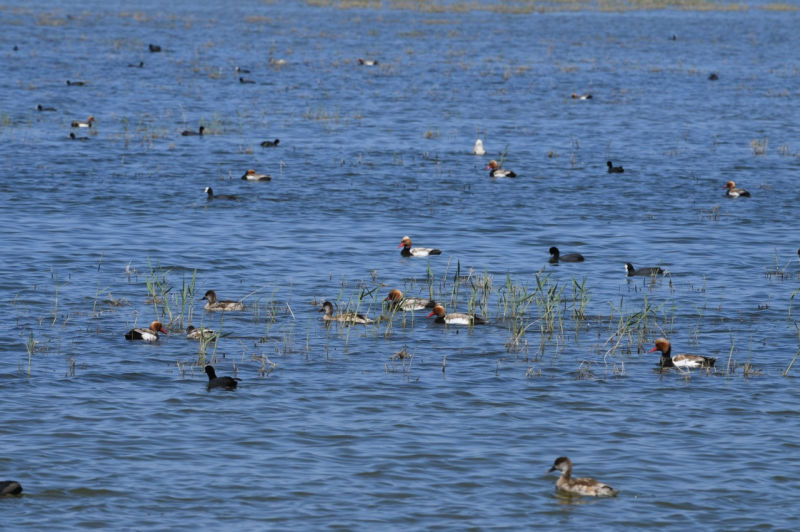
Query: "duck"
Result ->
[[241, 169, 271, 181], [148, 43, 161, 52], [234, 66, 251, 74], [320, 300, 374, 324], [548, 457, 619, 497], [648, 337, 716, 369], [473, 139, 486, 155], [186, 325, 216, 340], [128, 61, 144, 68], [427, 305, 486, 325], [708, 72, 719, 80], [66, 80, 86, 86], [358, 58, 378, 66], [125, 321, 167, 342], [239, 76, 256, 84], [205, 365, 239, 390], [71, 116, 95, 128], [625, 263, 664, 277], [69, 132, 89, 141], [607, 160, 624, 173], [723, 180, 750, 198], [204, 186, 237, 201], [0, 481, 22, 497], [201, 290, 244, 311], [37, 104, 56, 111], [260, 139, 280, 147], [384, 289, 436, 312], [549, 246, 585, 263], [398, 236, 442, 257], [571, 93, 592, 100], [486, 160, 517, 178], [181, 125, 204, 136]]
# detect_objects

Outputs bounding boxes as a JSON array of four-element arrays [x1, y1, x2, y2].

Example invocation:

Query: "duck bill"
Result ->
[[426, 310, 435, 318], [397, 243, 405, 248], [647, 346, 658, 353]]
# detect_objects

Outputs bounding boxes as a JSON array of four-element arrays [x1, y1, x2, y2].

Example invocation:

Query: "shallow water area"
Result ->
[[2, 0, 800, 529]]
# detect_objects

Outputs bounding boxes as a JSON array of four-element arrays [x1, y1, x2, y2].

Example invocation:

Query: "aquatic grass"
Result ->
[[782, 326, 800, 376], [25, 331, 37, 378]]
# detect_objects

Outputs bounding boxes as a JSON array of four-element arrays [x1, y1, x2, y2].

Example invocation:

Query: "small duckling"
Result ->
[[548, 456, 618, 497]]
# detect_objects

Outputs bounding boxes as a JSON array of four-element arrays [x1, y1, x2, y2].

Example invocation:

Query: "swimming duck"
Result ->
[[358, 58, 378, 66], [239, 76, 256, 84], [708, 72, 719, 80], [148, 43, 161, 52], [37, 104, 56, 111], [125, 321, 167, 342], [202, 290, 244, 311], [607, 160, 624, 173], [241, 169, 271, 181], [260, 139, 280, 147], [66, 80, 86, 86], [486, 160, 517, 178], [649, 337, 716, 369], [69, 132, 89, 141], [548, 457, 619, 497], [427, 305, 486, 325], [625, 263, 664, 277], [723, 180, 750, 198], [71, 116, 95, 128], [205, 365, 239, 390], [398, 236, 442, 257], [384, 289, 436, 311], [473, 139, 486, 155], [319, 300, 374, 324], [181, 125, 204, 136], [234, 66, 250, 74], [549, 246, 585, 263], [204, 187, 237, 200], [186, 325, 216, 340], [571, 93, 592, 100], [0, 481, 22, 496], [128, 61, 144, 68]]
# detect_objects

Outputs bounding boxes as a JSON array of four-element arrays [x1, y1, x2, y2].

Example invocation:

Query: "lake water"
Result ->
[[2, 0, 800, 529]]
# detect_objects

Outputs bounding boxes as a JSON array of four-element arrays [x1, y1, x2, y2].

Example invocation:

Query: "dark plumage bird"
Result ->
[[181, 125, 204, 136], [549, 247, 584, 263], [625, 263, 664, 277], [128, 61, 144, 68], [708, 72, 719, 80], [239, 77, 255, 84], [1, 481, 22, 496], [66, 80, 85, 86], [37, 104, 56, 111], [69, 132, 89, 141], [205, 365, 239, 390], [149, 43, 161, 52], [607, 160, 624, 173], [204, 187, 237, 201], [260, 139, 280, 147]]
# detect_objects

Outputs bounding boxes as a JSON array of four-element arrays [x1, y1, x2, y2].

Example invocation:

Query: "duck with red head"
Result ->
[[125, 321, 167, 342], [241, 169, 271, 181], [427, 305, 485, 326], [71, 116, 95, 128], [486, 160, 517, 178], [384, 289, 436, 312], [648, 337, 716, 369], [548, 457, 618, 497], [398, 236, 441, 257], [723, 180, 750, 198]]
